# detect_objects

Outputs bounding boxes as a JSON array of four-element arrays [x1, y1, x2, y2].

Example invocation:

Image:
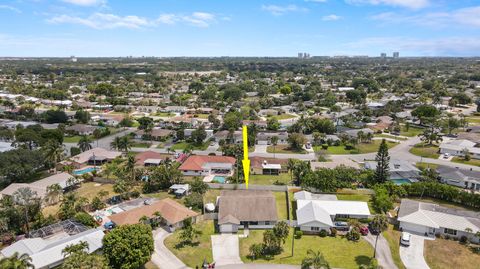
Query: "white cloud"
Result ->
[[344, 36, 480, 56], [322, 14, 341, 21], [261, 4, 308, 16], [47, 13, 150, 29], [47, 11, 218, 29], [0, 5, 21, 13], [61, 0, 107, 6], [346, 0, 430, 9], [371, 6, 480, 28]]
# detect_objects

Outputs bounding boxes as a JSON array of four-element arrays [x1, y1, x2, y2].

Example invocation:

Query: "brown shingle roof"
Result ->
[[178, 155, 236, 171], [134, 151, 174, 166], [218, 190, 278, 224], [109, 198, 199, 226]]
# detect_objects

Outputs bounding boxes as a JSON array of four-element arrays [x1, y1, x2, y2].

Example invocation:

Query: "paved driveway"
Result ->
[[363, 234, 398, 269], [151, 228, 189, 269], [211, 234, 243, 266], [399, 234, 430, 269]]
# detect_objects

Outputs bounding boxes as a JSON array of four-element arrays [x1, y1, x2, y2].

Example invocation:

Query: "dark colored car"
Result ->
[[368, 223, 380, 235]]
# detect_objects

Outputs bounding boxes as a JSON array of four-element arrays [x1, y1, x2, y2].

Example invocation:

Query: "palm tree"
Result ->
[[43, 140, 65, 169], [12, 188, 38, 235], [93, 128, 102, 148], [183, 144, 194, 156], [139, 215, 149, 225], [271, 136, 279, 159], [370, 214, 389, 258], [0, 252, 34, 269], [301, 249, 330, 269], [77, 135, 92, 152], [118, 136, 132, 153], [45, 183, 62, 205], [287, 159, 297, 184], [110, 136, 122, 151]]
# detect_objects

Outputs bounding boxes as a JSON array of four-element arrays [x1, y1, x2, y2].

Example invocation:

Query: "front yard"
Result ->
[[170, 141, 209, 151], [239, 228, 374, 269], [336, 192, 377, 214], [164, 220, 215, 268], [268, 114, 296, 120], [424, 238, 480, 269], [266, 145, 307, 154], [451, 157, 480, 167], [400, 126, 424, 137], [409, 143, 440, 159], [316, 140, 397, 155]]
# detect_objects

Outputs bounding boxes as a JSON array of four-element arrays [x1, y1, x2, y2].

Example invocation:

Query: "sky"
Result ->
[[0, 0, 480, 57]]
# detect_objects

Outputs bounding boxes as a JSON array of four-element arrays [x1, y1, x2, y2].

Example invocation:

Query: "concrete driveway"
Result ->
[[363, 234, 398, 269], [211, 234, 243, 266], [399, 234, 430, 269], [151, 228, 189, 269]]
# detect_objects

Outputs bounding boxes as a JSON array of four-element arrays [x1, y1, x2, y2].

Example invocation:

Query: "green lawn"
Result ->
[[383, 225, 406, 269], [317, 140, 397, 155], [400, 126, 424, 137], [64, 135, 87, 143], [409, 144, 440, 159], [267, 145, 307, 154], [466, 116, 480, 124], [193, 114, 209, 119], [164, 220, 215, 268], [203, 189, 221, 205], [374, 134, 408, 141], [154, 112, 175, 117], [273, 192, 289, 220], [171, 141, 209, 151], [416, 162, 439, 170], [239, 228, 374, 269], [250, 173, 291, 185], [451, 157, 480, 167], [131, 142, 151, 148]]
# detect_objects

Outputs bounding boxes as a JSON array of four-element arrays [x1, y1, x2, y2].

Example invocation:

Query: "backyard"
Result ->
[[266, 144, 307, 154], [424, 238, 480, 269], [316, 140, 397, 155], [164, 220, 215, 268], [273, 191, 289, 220], [239, 228, 374, 269], [336, 192, 376, 214], [409, 143, 440, 159], [250, 173, 291, 185]]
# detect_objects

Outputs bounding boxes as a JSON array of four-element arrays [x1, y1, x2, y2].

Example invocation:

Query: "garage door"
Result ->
[[400, 222, 429, 235], [220, 224, 237, 233]]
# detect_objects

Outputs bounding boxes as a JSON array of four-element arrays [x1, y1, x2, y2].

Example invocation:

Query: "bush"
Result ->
[[74, 212, 97, 227], [330, 228, 337, 237], [460, 235, 468, 244], [347, 228, 361, 241], [185, 192, 203, 210], [319, 230, 328, 237], [321, 144, 328, 150], [295, 230, 303, 239], [91, 196, 106, 210], [129, 190, 140, 198], [345, 144, 354, 150], [70, 147, 81, 157]]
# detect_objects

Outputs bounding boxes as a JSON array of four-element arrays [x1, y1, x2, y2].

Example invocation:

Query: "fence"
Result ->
[[207, 183, 288, 191]]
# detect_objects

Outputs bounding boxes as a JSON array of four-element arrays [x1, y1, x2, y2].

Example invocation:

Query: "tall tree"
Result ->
[[370, 215, 389, 259], [374, 139, 390, 184], [0, 252, 34, 269], [77, 135, 93, 152], [301, 249, 330, 269]]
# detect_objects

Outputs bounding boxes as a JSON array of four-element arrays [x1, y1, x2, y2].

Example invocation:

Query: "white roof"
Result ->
[[399, 208, 480, 233], [0, 141, 14, 152], [1, 229, 104, 269], [0, 173, 74, 199], [297, 201, 334, 226], [144, 158, 162, 164], [71, 147, 122, 164], [293, 191, 338, 201], [262, 163, 282, 169], [440, 139, 480, 153], [297, 199, 371, 217]]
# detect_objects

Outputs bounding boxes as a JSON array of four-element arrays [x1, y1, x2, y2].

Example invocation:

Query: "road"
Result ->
[[363, 234, 398, 269], [63, 127, 134, 152]]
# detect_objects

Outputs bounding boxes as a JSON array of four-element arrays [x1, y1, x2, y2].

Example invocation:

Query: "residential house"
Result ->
[[250, 156, 288, 175], [295, 191, 371, 234], [184, 128, 214, 141], [341, 128, 374, 139], [0, 172, 75, 200], [169, 184, 190, 197], [178, 155, 236, 176], [398, 199, 480, 242], [364, 159, 420, 183], [217, 190, 278, 233], [135, 151, 174, 166], [108, 198, 198, 232], [436, 165, 480, 191], [135, 128, 174, 141], [1, 228, 104, 269], [256, 131, 289, 145], [213, 130, 243, 144], [65, 124, 99, 136], [69, 147, 122, 167], [439, 139, 480, 159]]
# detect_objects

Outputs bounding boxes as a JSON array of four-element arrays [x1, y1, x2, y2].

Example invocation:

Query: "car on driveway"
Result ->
[[334, 221, 350, 231], [368, 223, 379, 235], [360, 226, 369, 235], [443, 153, 450, 159], [400, 232, 411, 246]]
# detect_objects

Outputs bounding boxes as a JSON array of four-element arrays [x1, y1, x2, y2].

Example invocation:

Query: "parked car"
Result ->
[[443, 153, 450, 159], [400, 232, 411, 246], [360, 226, 369, 236], [368, 223, 380, 235], [334, 221, 349, 231]]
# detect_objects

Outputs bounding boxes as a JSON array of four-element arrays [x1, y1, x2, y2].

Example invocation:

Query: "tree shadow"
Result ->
[[175, 241, 200, 249], [355, 255, 372, 266]]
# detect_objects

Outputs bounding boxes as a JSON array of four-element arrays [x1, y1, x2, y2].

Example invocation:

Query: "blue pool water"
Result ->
[[391, 178, 412, 185], [213, 176, 226, 183], [73, 167, 98, 175]]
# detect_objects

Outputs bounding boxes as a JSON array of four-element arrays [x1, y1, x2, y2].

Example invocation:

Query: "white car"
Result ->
[[400, 232, 411, 247], [443, 153, 450, 159]]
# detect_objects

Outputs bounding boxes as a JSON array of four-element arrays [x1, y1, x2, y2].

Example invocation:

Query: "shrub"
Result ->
[[70, 147, 81, 156], [91, 196, 106, 210], [74, 212, 97, 227], [185, 192, 203, 210], [321, 144, 328, 150], [295, 230, 303, 239], [330, 228, 337, 237], [460, 235, 468, 244], [345, 144, 354, 150], [319, 230, 328, 237], [249, 243, 264, 260], [347, 228, 361, 241], [130, 190, 140, 198]]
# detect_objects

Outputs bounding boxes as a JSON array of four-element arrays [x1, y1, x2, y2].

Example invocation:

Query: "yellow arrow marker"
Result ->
[[242, 125, 250, 189]]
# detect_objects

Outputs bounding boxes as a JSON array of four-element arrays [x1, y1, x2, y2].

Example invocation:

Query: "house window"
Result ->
[[311, 227, 320, 231], [336, 214, 350, 219], [444, 228, 457, 235], [265, 221, 270, 225]]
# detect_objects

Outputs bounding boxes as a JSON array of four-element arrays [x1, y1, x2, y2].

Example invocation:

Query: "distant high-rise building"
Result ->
[[298, 53, 303, 59], [298, 52, 311, 59], [393, 52, 400, 58], [380, 53, 387, 58]]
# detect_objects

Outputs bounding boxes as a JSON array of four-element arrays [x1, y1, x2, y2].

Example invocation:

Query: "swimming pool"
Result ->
[[391, 178, 412, 185], [213, 176, 226, 183], [73, 167, 99, 175]]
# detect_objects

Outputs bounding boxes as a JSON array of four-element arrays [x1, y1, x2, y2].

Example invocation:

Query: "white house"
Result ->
[[295, 191, 370, 234], [398, 199, 480, 242], [439, 139, 480, 159], [436, 165, 480, 191]]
